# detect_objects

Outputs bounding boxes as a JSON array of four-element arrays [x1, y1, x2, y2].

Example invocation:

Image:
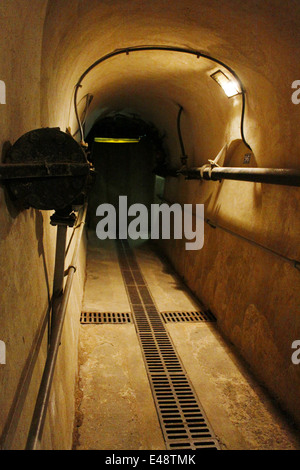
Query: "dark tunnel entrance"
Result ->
[[86, 113, 167, 235]]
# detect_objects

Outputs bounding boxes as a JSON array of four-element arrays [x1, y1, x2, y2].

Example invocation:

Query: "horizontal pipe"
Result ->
[[0, 162, 90, 180], [25, 204, 87, 450], [179, 167, 300, 187]]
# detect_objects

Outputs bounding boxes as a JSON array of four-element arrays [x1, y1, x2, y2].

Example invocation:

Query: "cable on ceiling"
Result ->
[[73, 45, 252, 151], [177, 105, 189, 167], [72, 93, 93, 138]]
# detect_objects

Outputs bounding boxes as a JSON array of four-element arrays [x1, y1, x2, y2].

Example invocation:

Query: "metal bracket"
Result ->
[[50, 210, 76, 227]]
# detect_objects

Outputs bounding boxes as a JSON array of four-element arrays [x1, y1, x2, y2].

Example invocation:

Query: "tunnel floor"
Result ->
[[73, 231, 300, 450]]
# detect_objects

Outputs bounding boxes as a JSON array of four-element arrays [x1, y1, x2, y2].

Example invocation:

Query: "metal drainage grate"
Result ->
[[116, 241, 220, 451], [80, 312, 132, 324], [161, 310, 216, 323]]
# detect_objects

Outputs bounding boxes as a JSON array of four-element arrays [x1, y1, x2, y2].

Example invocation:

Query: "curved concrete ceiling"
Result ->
[[40, 0, 300, 167]]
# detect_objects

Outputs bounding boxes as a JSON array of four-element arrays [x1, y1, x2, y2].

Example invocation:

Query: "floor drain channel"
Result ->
[[161, 310, 216, 323], [80, 312, 132, 324], [116, 241, 220, 451]]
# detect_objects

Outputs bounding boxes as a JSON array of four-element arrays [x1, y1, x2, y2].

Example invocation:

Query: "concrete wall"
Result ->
[[162, 140, 300, 426], [0, 0, 86, 449]]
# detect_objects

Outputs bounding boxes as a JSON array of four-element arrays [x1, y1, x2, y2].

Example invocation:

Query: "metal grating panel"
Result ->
[[161, 310, 216, 323], [116, 241, 220, 451], [80, 312, 132, 324]]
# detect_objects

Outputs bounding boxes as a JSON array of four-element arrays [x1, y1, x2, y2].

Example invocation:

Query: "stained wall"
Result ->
[[0, 0, 87, 449]]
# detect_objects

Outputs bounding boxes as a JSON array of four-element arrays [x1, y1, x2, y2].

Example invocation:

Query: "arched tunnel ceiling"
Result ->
[[41, 0, 300, 167], [80, 53, 237, 166]]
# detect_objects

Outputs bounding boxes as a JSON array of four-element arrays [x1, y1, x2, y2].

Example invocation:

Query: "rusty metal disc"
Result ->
[[5, 127, 91, 210]]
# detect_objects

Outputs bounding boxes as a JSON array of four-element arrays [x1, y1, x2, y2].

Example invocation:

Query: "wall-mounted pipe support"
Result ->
[[50, 211, 76, 336], [25, 204, 87, 450], [178, 166, 300, 187]]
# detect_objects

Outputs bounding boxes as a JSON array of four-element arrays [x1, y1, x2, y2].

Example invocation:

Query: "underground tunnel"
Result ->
[[0, 0, 300, 452]]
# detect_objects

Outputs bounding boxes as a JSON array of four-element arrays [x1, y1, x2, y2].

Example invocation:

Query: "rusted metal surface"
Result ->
[[2, 127, 94, 210], [161, 310, 216, 323], [0, 162, 90, 179], [80, 312, 132, 324]]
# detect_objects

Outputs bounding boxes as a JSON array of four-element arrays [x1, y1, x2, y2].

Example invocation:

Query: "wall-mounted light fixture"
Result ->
[[210, 70, 241, 98], [94, 137, 141, 143]]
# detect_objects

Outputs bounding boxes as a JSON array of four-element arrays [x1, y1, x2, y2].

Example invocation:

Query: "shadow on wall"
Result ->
[[0, 142, 24, 239], [35, 210, 51, 310], [204, 139, 262, 219]]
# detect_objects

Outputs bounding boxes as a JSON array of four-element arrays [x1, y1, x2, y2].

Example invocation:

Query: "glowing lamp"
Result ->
[[94, 137, 141, 143], [210, 70, 241, 98]]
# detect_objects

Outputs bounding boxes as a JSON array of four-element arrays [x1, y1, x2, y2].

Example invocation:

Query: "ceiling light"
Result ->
[[210, 70, 241, 98], [94, 137, 141, 143]]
